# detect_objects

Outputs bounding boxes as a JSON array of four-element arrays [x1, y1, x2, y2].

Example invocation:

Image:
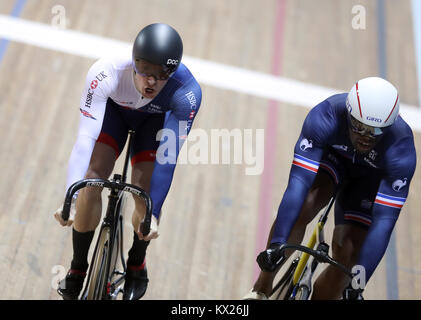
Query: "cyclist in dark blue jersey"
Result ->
[[245, 77, 416, 300]]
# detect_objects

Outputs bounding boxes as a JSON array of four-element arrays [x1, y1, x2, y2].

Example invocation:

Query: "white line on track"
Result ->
[[412, 0, 421, 109], [1, 14, 420, 132]]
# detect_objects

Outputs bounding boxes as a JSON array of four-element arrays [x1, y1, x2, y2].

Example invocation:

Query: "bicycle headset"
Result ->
[[132, 23, 183, 77], [346, 77, 400, 137]]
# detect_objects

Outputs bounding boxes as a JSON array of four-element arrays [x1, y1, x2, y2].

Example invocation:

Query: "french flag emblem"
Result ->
[[375, 193, 406, 209], [292, 154, 319, 173]]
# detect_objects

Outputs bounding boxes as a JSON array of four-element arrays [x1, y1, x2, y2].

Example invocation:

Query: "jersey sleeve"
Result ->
[[149, 80, 202, 219], [65, 58, 115, 193], [356, 136, 417, 283], [271, 99, 336, 244]]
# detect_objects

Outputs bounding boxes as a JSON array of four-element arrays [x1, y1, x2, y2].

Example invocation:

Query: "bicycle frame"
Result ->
[[82, 176, 125, 300], [269, 193, 355, 300], [292, 194, 336, 285], [61, 130, 153, 299]]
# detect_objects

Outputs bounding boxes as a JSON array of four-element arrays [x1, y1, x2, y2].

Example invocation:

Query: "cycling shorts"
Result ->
[[97, 98, 166, 165], [319, 148, 382, 229]]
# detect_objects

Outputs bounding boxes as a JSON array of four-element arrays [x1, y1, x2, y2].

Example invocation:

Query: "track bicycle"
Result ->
[[268, 195, 360, 300], [60, 130, 152, 300]]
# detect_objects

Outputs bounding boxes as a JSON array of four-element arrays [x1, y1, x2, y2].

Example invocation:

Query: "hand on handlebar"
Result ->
[[54, 197, 76, 227], [136, 215, 159, 241], [257, 243, 286, 272]]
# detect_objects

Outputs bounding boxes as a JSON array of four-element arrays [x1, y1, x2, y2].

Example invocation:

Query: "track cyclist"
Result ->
[[54, 23, 202, 300], [245, 77, 416, 300]]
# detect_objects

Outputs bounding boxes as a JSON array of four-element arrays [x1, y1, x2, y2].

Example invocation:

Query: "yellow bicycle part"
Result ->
[[292, 221, 324, 285]]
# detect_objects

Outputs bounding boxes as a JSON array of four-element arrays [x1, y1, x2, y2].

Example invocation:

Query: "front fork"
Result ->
[[293, 242, 330, 299]]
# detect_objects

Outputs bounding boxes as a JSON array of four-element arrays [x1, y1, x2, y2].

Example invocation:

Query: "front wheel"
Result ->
[[270, 258, 299, 300], [86, 227, 111, 300], [294, 285, 310, 300]]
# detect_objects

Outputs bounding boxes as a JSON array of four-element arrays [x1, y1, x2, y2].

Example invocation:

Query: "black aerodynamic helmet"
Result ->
[[132, 23, 183, 74]]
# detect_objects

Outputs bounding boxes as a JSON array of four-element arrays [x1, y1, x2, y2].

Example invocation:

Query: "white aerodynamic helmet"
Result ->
[[346, 77, 400, 129]]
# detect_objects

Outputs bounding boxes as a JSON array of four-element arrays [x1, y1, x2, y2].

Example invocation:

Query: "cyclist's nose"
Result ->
[[146, 75, 157, 86]]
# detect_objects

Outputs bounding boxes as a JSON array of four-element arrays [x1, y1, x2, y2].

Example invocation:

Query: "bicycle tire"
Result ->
[[270, 258, 299, 300], [109, 220, 121, 279], [86, 227, 111, 300], [107, 217, 124, 299], [284, 278, 296, 300], [295, 285, 310, 300], [115, 195, 126, 272]]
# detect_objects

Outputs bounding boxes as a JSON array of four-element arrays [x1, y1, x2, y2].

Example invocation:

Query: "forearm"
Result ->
[[357, 217, 396, 283], [149, 162, 176, 219]]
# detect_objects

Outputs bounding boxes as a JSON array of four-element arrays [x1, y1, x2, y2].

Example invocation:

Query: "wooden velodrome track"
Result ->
[[0, 0, 420, 300]]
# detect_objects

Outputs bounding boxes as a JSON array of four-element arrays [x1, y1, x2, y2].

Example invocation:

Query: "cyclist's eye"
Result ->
[[159, 72, 171, 80]]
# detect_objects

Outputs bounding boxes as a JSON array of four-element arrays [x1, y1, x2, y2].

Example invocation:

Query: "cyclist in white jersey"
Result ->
[[54, 23, 202, 300]]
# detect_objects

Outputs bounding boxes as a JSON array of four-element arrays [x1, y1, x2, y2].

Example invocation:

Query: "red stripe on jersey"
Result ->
[[375, 199, 402, 208], [292, 161, 318, 173], [344, 214, 371, 226]]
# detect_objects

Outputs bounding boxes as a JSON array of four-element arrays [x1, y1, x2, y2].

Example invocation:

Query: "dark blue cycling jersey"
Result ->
[[271, 93, 417, 282]]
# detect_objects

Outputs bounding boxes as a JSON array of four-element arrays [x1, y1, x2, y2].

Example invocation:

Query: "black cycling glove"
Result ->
[[256, 243, 286, 272]]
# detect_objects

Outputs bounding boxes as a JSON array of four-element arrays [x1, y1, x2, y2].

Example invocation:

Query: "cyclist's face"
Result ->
[[348, 129, 379, 154], [347, 115, 384, 154], [133, 60, 170, 99]]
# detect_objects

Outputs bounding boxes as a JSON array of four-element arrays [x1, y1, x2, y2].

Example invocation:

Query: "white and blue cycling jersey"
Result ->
[[66, 49, 202, 219]]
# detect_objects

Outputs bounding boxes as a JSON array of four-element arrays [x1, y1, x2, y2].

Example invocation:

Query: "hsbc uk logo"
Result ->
[[95, 71, 107, 81], [185, 91, 198, 131], [85, 71, 107, 108]]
